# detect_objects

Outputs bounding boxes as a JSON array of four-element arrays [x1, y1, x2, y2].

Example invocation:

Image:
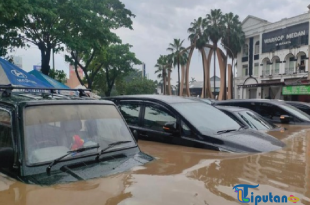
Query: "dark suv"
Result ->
[[107, 95, 285, 153], [0, 88, 153, 186], [213, 99, 310, 125]]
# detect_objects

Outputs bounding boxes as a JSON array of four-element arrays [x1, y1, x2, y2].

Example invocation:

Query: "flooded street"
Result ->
[[1, 125, 310, 205]]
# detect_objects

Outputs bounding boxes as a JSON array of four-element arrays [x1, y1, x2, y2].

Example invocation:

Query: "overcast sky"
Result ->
[[11, 0, 310, 85]]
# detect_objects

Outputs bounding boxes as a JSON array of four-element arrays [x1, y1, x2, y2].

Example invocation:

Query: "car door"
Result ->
[[140, 102, 178, 143]]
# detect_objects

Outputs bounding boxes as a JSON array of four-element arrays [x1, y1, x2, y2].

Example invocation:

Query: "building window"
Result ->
[[254, 63, 259, 76], [243, 44, 248, 57], [274, 62, 280, 74], [289, 57, 295, 73], [254, 41, 259, 54], [242, 65, 248, 77]]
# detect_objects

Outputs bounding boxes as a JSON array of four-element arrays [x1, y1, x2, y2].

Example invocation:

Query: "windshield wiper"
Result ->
[[217, 129, 237, 134], [46, 144, 100, 174], [95, 141, 132, 161]]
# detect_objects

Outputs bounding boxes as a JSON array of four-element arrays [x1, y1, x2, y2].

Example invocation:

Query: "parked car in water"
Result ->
[[106, 95, 285, 153], [215, 106, 283, 131], [213, 99, 310, 125], [0, 88, 153, 186]]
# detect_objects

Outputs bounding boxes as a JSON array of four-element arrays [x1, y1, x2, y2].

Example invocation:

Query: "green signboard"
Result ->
[[282, 85, 310, 95]]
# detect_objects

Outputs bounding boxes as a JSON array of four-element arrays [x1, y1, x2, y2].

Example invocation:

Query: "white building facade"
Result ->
[[235, 9, 310, 102]]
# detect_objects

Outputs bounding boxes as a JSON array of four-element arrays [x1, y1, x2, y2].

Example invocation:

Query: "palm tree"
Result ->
[[155, 55, 167, 95], [188, 17, 210, 98], [205, 9, 224, 99], [167, 39, 186, 96], [222, 12, 245, 99]]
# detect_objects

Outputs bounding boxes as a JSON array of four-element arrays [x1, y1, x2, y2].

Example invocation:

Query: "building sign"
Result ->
[[262, 22, 309, 53], [282, 85, 310, 95]]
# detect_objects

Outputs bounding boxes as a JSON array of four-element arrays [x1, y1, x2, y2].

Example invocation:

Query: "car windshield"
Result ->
[[23, 104, 135, 165], [172, 102, 241, 135], [237, 110, 277, 130], [279, 104, 310, 121]]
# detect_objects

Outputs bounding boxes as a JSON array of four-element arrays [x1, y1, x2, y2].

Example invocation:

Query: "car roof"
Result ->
[[106, 95, 200, 104], [215, 105, 250, 112], [0, 92, 112, 106], [215, 99, 287, 105], [285, 101, 310, 106]]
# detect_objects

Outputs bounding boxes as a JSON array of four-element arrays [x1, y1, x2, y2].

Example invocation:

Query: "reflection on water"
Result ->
[[1, 126, 310, 205]]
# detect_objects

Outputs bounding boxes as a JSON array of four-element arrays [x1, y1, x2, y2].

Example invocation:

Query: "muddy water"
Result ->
[[0, 125, 310, 205]]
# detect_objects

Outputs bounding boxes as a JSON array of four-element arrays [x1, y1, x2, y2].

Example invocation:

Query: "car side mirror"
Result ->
[[0, 147, 14, 169], [163, 122, 178, 134], [280, 115, 291, 123]]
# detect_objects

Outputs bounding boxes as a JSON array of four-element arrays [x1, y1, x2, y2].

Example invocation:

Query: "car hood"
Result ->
[[0, 125, 309, 205], [212, 129, 286, 153]]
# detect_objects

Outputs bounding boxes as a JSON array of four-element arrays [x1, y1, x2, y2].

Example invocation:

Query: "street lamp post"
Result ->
[[222, 44, 236, 99]]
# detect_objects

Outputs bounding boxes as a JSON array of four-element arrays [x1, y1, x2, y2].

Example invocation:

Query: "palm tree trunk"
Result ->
[[201, 49, 206, 98], [206, 48, 213, 98], [177, 58, 180, 96], [213, 44, 217, 99], [223, 49, 228, 100], [216, 48, 226, 101], [201, 48, 211, 98], [163, 69, 166, 95], [168, 69, 172, 95], [180, 65, 185, 96], [185, 46, 194, 97], [231, 58, 234, 99]]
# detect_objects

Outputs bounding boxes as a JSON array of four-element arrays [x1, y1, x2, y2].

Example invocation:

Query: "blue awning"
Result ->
[[0, 58, 52, 88]]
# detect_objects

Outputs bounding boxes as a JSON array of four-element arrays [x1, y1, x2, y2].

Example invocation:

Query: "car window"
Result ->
[[0, 110, 12, 148], [259, 103, 292, 123], [220, 110, 244, 126], [287, 103, 310, 116], [172, 102, 241, 136], [143, 105, 176, 132], [279, 104, 310, 122], [181, 121, 192, 136], [24, 104, 135, 165], [119, 102, 141, 126], [237, 110, 277, 130]]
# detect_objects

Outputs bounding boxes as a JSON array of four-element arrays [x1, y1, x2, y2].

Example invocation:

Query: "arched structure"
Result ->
[[262, 57, 271, 76], [284, 53, 295, 74], [271, 56, 280, 75]]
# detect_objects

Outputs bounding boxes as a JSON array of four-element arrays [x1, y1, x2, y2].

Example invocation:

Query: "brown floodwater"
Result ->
[[1, 125, 310, 205]]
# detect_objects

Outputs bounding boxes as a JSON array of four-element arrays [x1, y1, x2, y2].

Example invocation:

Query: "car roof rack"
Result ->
[[0, 86, 91, 98]]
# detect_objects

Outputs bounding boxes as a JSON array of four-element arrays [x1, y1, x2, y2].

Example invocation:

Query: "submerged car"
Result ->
[[216, 106, 282, 131], [106, 95, 285, 153], [0, 89, 153, 186], [214, 99, 310, 125]]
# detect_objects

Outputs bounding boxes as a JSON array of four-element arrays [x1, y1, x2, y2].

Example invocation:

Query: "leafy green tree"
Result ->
[[0, 0, 134, 76], [0, 0, 28, 56], [49, 69, 67, 84], [167, 39, 187, 96], [87, 44, 141, 96], [117, 74, 156, 95]]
